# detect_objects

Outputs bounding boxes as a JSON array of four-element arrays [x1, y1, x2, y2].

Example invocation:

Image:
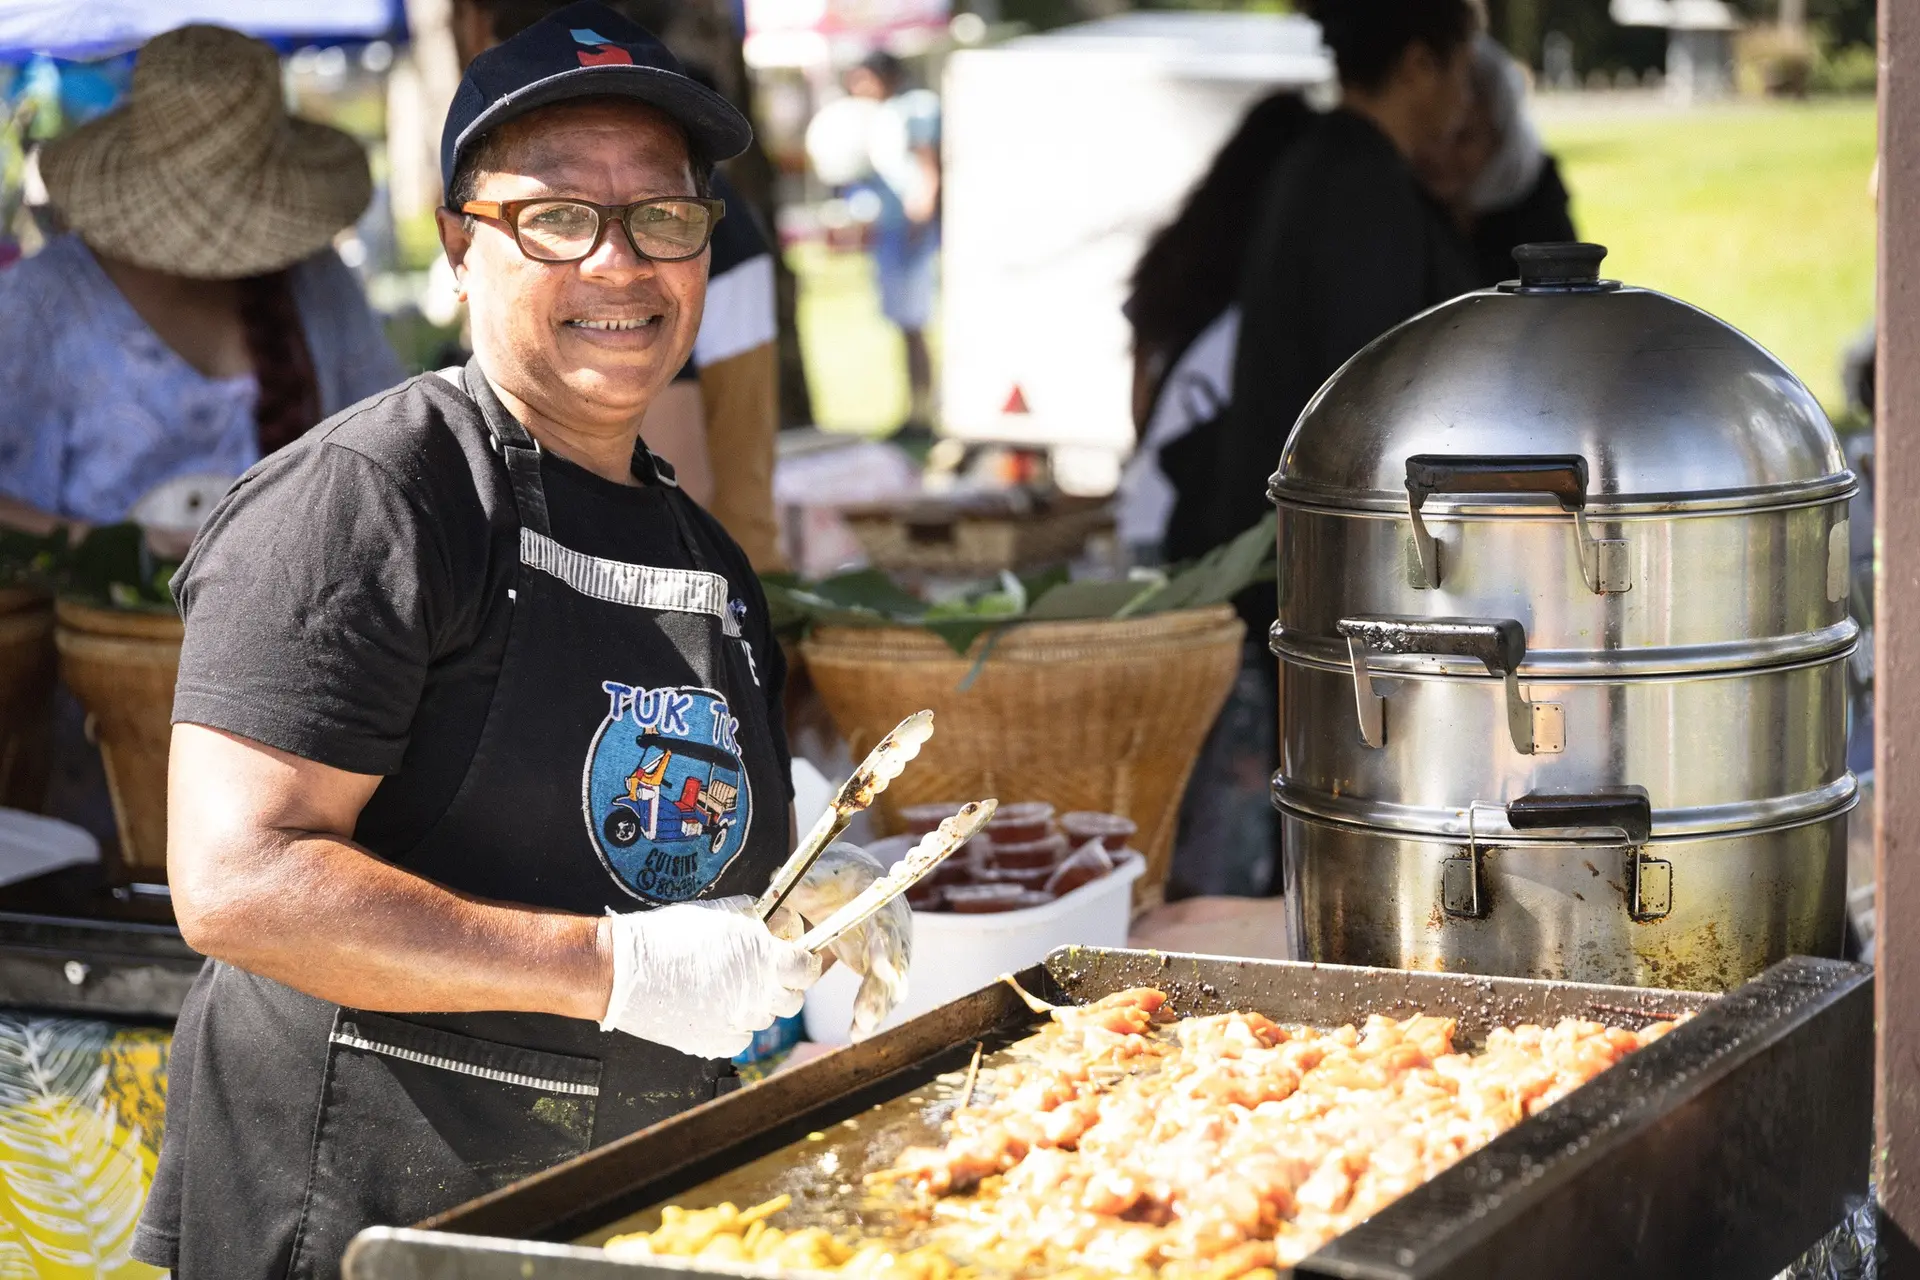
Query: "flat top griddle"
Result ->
[[346, 949, 1871, 1280]]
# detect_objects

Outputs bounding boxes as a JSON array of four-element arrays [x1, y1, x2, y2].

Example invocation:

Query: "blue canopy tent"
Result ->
[[0, 0, 408, 61]]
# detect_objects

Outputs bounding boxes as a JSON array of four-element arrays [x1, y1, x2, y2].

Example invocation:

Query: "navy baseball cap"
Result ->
[[440, 0, 752, 194]]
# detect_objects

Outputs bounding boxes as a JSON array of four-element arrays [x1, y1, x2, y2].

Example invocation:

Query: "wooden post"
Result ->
[[1878, 0, 1920, 1266]]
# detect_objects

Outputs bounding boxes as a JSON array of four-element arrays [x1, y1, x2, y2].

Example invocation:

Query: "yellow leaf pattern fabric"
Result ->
[[0, 1016, 170, 1279]]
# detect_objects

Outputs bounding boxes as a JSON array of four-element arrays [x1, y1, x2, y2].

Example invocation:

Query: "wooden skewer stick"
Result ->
[[999, 972, 1059, 1014], [959, 1041, 984, 1109]]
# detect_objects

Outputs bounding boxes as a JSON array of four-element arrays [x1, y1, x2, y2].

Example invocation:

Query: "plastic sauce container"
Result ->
[[979, 832, 1068, 869], [985, 802, 1055, 845], [1061, 811, 1138, 852]]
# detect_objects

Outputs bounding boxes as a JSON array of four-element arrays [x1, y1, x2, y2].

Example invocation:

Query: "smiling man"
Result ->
[[126, 6, 904, 1278]]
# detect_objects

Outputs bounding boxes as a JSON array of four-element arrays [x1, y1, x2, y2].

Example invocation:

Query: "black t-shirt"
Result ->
[[1208, 108, 1479, 623], [171, 372, 792, 858]]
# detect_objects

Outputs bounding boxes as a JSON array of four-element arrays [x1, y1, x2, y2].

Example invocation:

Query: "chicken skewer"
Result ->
[[757, 709, 935, 922]]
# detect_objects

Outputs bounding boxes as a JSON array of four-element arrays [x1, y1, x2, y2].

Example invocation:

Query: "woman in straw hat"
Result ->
[[0, 23, 404, 554]]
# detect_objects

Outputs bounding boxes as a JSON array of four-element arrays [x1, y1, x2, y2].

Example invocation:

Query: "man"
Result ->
[[1195, 0, 1479, 573], [845, 50, 941, 432], [450, 0, 787, 572], [131, 7, 903, 1276]]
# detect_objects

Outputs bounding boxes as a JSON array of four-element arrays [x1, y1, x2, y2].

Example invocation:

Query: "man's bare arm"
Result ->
[[168, 722, 612, 1020]]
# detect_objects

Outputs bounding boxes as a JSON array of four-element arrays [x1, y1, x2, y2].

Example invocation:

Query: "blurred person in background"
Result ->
[[0, 24, 402, 553], [1208, 0, 1479, 589], [450, 0, 787, 570], [1115, 91, 1315, 901], [1416, 33, 1575, 286], [1150, 0, 1477, 901], [1116, 91, 1314, 566], [844, 51, 941, 435], [0, 24, 403, 864]]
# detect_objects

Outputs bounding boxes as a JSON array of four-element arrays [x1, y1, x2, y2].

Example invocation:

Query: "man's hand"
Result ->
[[599, 897, 821, 1059]]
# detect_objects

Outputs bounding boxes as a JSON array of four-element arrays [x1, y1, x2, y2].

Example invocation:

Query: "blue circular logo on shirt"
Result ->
[[583, 682, 752, 902]]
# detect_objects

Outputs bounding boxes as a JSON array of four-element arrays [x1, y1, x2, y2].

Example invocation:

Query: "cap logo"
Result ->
[[570, 27, 634, 66]]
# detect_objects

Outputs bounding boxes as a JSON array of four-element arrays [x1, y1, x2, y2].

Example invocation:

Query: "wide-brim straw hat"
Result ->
[[40, 24, 372, 280]]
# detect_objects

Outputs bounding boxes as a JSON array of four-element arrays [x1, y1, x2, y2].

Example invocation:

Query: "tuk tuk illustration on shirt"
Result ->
[[608, 735, 741, 854], [585, 682, 752, 902]]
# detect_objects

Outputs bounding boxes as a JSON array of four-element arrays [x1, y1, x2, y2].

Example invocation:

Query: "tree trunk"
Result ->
[[1504, 0, 1542, 67], [619, 0, 817, 426]]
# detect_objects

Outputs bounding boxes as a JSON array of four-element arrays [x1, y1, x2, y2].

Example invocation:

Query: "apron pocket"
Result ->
[[289, 1010, 601, 1280]]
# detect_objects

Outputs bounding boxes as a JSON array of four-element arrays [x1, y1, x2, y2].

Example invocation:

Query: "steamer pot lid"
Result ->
[[1270, 243, 1853, 512]]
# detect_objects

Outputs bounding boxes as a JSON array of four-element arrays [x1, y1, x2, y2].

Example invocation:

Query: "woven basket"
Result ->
[[844, 500, 1114, 575], [0, 589, 56, 812], [799, 606, 1245, 910], [54, 601, 182, 882]]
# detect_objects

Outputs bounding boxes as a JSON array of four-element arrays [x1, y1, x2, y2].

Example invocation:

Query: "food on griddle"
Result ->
[[616, 988, 1681, 1276], [605, 1196, 965, 1279], [1060, 811, 1137, 851], [879, 987, 1683, 1275]]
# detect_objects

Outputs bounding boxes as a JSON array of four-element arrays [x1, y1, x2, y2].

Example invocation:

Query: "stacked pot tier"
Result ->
[[1266, 249, 1859, 991]]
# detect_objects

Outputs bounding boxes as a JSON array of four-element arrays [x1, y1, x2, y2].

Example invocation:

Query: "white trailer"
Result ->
[[939, 12, 1331, 494]]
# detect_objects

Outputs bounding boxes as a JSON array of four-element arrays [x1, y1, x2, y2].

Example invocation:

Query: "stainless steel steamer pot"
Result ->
[[1271, 621, 1852, 829], [1279, 796, 1851, 991], [1270, 246, 1854, 661], [1268, 243, 1859, 990]]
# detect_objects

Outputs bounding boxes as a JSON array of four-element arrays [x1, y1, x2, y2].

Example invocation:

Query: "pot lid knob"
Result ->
[[1511, 241, 1609, 290]]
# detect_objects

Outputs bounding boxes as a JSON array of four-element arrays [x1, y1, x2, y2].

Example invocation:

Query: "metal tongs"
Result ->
[[798, 799, 998, 954], [756, 710, 935, 921]]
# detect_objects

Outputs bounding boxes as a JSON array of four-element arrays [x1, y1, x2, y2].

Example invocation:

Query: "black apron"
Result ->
[[139, 361, 789, 1280]]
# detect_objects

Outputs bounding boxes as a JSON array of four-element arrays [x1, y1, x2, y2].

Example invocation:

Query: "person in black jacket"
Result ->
[[1118, 91, 1315, 564], [1210, 0, 1480, 586], [1417, 34, 1577, 287]]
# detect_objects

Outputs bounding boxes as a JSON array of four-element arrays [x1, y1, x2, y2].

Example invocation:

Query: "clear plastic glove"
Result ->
[[784, 843, 913, 1041], [599, 897, 822, 1060]]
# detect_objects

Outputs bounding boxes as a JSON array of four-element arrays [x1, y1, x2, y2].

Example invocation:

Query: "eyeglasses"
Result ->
[[459, 196, 726, 264]]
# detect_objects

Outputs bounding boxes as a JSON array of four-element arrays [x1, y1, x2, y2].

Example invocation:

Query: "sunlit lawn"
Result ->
[[1539, 97, 1875, 416], [788, 241, 924, 435], [789, 96, 1877, 433]]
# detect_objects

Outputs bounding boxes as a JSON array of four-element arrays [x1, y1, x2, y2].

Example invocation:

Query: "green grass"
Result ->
[[789, 241, 920, 435], [789, 98, 1877, 432], [1539, 98, 1877, 414]]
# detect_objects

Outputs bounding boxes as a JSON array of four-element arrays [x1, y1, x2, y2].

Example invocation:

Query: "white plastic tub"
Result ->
[[803, 851, 1145, 1045]]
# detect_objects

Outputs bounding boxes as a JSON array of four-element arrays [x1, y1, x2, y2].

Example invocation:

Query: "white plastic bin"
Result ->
[[803, 852, 1145, 1045]]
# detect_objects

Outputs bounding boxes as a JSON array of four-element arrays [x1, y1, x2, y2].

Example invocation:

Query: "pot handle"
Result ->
[[1403, 454, 1628, 594], [1504, 787, 1670, 922], [1445, 787, 1670, 922], [1335, 616, 1562, 756], [1506, 788, 1652, 845]]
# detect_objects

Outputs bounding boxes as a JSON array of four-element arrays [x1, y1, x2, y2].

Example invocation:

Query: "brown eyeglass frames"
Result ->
[[460, 196, 726, 263]]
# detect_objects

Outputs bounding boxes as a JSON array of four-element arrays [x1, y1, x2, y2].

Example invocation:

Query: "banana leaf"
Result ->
[[0, 524, 179, 613], [761, 514, 1276, 655]]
